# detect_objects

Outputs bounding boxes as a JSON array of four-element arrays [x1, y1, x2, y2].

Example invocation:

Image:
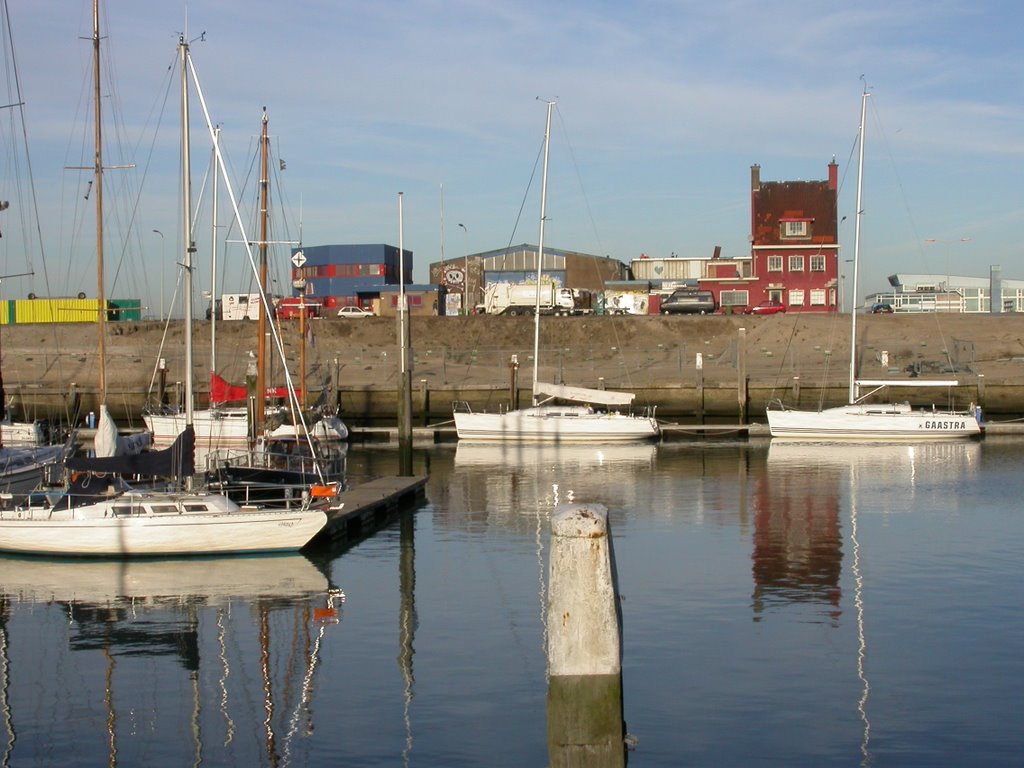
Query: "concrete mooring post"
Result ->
[[546, 503, 626, 768]]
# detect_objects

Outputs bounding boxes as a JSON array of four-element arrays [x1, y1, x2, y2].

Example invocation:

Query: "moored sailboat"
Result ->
[[452, 101, 658, 442], [0, 25, 335, 557], [766, 88, 982, 441]]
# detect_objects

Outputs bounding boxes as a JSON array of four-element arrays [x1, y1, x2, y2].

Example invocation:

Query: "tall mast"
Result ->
[[531, 99, 554, 405], [92, 0, 106, 403], [254, 108, 270, 435], [179, 34, 194, 427], [848, 88, 868, 403], [210, 126, 219, 375]]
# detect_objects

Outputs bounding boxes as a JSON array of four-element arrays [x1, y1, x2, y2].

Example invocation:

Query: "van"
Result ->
[[660, 290, 716, 315]]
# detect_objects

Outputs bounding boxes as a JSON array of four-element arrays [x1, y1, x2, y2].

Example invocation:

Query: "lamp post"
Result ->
[[924, 237, 971, 311], [458, 222, 469, 313], [151, 229, 164, 319]]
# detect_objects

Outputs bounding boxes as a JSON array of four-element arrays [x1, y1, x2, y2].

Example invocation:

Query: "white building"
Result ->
[[866, 269, 1024, 313]]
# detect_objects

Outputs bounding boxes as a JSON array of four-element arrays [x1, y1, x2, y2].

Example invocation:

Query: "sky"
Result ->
[[1, 0, 1022, 316]]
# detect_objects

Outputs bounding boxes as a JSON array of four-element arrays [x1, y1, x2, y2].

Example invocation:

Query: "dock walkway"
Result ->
[[319, 475, 428, 545]]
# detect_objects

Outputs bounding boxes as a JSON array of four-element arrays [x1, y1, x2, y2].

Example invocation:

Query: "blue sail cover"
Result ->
[[67, 425, 195, 479]]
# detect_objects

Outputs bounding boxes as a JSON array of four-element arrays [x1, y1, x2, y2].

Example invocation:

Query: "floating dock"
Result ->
[[318, 475, 428, 545]]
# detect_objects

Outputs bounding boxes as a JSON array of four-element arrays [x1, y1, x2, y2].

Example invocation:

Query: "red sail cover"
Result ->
[[209, 372, 299, 404]]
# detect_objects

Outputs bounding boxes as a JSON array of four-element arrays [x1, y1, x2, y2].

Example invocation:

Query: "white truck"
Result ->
[[220, 293, 262, 320], [480, 283, 590, 316]]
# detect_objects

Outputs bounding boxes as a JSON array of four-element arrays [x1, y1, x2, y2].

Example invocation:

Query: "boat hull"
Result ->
[[0, 506, 328, 557], [767, 404, 982, 440], [454, 407, 659, 442], [145, 409, 348, 447]]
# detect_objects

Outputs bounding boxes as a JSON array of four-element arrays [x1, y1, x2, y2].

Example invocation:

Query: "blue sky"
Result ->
[[1, 0, 1021, 314]]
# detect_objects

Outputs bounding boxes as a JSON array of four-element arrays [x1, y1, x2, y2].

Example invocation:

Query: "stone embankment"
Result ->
[[3, 313, 1023, 424]]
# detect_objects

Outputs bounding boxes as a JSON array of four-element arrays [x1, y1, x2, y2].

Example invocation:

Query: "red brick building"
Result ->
[[746, 161, 840, 312]]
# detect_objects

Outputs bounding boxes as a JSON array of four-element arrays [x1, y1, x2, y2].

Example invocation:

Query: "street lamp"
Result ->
[[458, 223, 469, 313], [151, 229, 164, 319], [924, 237, 971, 309]]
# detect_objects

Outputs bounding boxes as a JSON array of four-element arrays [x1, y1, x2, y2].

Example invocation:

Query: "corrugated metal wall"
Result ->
[[2, 298, 142, 325]]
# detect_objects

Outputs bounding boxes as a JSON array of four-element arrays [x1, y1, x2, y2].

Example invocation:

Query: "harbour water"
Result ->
[[1, 438, 1021, 766]]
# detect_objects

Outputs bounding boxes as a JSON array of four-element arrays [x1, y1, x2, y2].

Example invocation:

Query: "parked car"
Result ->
[[744, 300, 786, 315], [337, 305, 374, 318], [660, 289, 717, 315], [871, 303, 894, 314]]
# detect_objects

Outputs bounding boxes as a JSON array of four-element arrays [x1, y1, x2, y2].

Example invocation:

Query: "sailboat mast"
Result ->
[[254, 109, 270, 436], [211, 126, 220, 375], [531, 100, 554, 405], [848, 89, 868, 403], [92, 0, 106, 403], [180, 35, 194, 429]]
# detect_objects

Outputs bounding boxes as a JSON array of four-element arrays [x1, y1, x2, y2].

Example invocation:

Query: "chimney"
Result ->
[[712, 245, 722, 260], [828, 157, 838, 191], [750, 164, 761, 192]]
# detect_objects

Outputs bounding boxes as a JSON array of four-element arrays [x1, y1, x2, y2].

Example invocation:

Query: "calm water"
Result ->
[[2, 438, 1022, 766]]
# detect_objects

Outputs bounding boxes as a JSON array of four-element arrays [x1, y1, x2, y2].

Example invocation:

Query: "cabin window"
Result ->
[[788, 255, 804, 272], [810, 254, 826, 272], [150, 504, 179, 515], [767, 256, 783, 272], [183, 504, 209, 513]]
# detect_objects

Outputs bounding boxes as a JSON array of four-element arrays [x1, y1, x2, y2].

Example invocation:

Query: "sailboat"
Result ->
[[144, 114, 347, 449], [452, 101, 659, 442], [766, 89, 982, 440], [0, 26, 335, 557]]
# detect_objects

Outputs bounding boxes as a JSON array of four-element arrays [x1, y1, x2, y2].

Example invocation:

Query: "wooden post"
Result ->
[[696, 352, 704, 423], [546, 503, 625, 768], [737, 327, 747, 423]]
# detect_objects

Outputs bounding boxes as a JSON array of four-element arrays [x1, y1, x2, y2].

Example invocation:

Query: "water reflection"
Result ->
[[753, 441, 982, 623], [0, 555, 342, 767]]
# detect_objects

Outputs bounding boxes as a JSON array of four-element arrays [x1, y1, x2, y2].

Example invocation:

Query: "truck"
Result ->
[[480, 283, 592, 316], [220, 293, 263, 320]]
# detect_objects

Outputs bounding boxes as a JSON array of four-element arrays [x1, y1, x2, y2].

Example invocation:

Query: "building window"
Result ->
[[810, 289, 827, 306], [768, 255, 783, 272], [789, 289, 805, 306], [780, 220, 811, 239], [720, 290, 749, 308], [789, 255, 804, 272], [810, 254, 826, 272]]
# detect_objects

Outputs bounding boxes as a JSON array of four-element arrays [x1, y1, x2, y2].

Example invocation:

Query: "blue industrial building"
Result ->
[[290, 243, 438, 315]]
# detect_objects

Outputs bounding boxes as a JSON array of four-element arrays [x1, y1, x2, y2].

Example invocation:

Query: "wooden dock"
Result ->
[[318, 475, 428, 545], [347, 422, 771, 443]]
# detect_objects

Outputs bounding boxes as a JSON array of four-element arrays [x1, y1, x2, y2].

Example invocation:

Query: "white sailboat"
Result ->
[[0, 25, 335, 557], [766, 89, 982, 441], [144, 115, 347, 449], [453, 101, 659, 442]]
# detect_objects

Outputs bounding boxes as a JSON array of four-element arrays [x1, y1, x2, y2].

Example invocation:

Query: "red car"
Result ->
[[744, 300, 786, 315]]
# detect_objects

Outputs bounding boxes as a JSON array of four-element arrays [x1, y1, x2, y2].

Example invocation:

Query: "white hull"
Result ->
[[767, 403, 982, 440], [0, 490, 329, 557], [0, 552, 328, 605], [146, 409, 348, 447], [145, 408, 250, 447], [454, 405, 659, 442]]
